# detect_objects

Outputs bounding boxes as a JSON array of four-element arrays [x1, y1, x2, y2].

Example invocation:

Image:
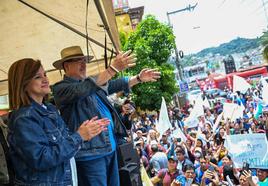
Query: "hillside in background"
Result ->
[[194, 37, 260, 57]]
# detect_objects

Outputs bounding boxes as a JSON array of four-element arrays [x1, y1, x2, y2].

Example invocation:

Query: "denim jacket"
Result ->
[[52, 75, 129, 159], [8, 101, 83, 186]]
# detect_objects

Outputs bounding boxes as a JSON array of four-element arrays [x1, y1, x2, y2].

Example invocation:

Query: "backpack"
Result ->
[[0, 116, 14, 186]]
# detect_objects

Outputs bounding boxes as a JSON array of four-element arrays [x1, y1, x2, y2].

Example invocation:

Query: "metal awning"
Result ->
[[0, 0, 120, 95]]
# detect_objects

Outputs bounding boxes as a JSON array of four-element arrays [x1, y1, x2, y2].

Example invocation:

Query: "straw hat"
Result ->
[[53, 46, 94, 70]]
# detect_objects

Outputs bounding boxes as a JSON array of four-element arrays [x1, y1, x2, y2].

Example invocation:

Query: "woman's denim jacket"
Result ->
[[52, 75, 129, 159], [8, 101, 83, 186]]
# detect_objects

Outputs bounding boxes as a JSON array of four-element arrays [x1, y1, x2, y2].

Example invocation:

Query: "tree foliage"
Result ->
[[260, 30, 268, 46], [263, 45, 268, 62], [123, 15, 178, 111], [119, 31, 127, 48], [260, 30, 268, 62]]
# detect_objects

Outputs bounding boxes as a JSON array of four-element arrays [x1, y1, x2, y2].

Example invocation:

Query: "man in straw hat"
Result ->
[[52, 46, 160, 186]]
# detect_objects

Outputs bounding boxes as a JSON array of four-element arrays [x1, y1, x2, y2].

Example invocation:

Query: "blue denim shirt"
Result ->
[[52, 75, 130, 159], [8, 101, 83, 186]]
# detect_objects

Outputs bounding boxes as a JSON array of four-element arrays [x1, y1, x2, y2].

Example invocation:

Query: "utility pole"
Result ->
[[167, 3, 198, 81]]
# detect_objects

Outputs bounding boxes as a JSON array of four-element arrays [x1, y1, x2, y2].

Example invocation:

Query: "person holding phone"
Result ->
[[171, 164, 197, 186], [200, 165, 220, 186], [218, 155, 240, 185], [239, 170, 257, 186], [195, 156, 209, 184], [117, 99, 136, 130]]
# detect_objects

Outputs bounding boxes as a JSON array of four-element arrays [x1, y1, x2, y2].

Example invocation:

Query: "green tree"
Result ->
[[119, 31, 127, 48], [263, 45, 268, 63], [260, 30, 268, 62], [123, 15, 178, 111], [260, 30, 268, 46]]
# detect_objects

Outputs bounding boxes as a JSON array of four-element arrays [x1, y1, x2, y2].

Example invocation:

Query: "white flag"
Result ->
[[203, 97, 211, 109], [156, 97, 172, 137], [192, 96, 205, 117], [213, 112, 223, 132], [184, 117, 199, 128], [231, 104, 245, 122], [172, 121, 187, 142], [233, 75, 251, 94], [223, 103, 238, 120], [184, 96, 204, 128]]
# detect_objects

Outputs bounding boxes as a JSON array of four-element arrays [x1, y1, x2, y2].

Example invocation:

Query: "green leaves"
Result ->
[[123, 15, 178, 111], [263, 45, 268, 62], [260, 30, 268, 63], [260, 30, 268, 46]]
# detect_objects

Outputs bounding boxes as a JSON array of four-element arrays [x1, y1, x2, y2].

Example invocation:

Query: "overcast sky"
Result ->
[[128, 0, 267, 54]]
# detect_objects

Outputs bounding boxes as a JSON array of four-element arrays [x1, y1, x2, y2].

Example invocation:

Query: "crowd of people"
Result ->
[[127, 81, 268, 185]]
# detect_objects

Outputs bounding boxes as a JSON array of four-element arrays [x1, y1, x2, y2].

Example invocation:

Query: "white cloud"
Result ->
[[128, 0, 267, 54]]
